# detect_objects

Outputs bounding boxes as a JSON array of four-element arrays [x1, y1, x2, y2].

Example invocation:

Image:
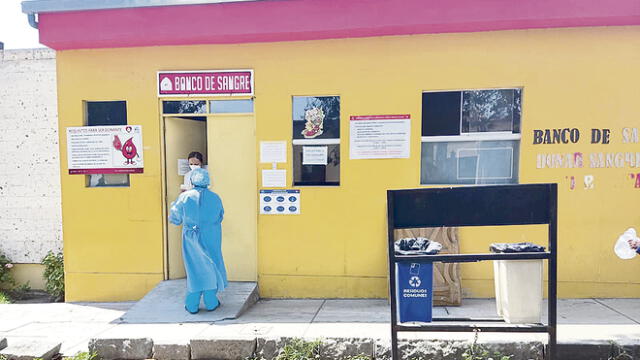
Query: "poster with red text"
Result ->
[[66, 125, 144, 174], [349, 115, 411, 159]]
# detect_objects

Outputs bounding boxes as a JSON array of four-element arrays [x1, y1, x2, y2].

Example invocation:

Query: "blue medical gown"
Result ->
[[169, 188, 228, 294]]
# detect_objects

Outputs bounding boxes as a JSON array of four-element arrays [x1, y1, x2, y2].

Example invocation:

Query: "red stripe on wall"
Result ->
[[38, 0, 640, 50]]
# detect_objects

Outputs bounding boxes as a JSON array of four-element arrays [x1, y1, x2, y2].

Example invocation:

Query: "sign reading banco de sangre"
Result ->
[[158, 70, 254, 96]]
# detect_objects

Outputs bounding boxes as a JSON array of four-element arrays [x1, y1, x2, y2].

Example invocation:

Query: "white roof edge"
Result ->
[[22, 0, 264, 14]]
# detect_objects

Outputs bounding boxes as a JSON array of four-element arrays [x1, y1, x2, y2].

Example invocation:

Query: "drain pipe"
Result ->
[[27, 13, 38, 29]]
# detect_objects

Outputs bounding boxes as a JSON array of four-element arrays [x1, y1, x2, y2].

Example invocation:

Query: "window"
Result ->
[[421, 89, 521, 185], [162, 100, 207, 114], [292, 96, 340, 186], [85, 101, 130, 187], [210, 99, 254, 113], [162, 99, 254, 115], [86, 101, 127, 126]]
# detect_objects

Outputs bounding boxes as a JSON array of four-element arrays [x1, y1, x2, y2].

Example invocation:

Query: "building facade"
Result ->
[[22, 0, 640, 301]]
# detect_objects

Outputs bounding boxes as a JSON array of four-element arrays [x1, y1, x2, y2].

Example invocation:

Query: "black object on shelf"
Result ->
[[394, 237, 442, 255], [490, 242, 546, 253]]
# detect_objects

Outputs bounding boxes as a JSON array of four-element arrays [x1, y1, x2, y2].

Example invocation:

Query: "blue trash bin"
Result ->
[[396, 262, 433, 323]]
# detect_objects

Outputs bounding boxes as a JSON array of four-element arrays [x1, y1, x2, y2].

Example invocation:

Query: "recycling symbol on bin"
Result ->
[[409, 276, 421, 287]]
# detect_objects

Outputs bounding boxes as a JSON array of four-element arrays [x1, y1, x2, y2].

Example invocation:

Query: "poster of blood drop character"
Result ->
[[66, 125, 144, 174]]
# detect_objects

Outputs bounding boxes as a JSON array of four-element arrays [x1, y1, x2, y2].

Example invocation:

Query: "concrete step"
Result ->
[[0, 338, 61, 360], [87, 335, 640, 360], [120, 280, 259, 324]]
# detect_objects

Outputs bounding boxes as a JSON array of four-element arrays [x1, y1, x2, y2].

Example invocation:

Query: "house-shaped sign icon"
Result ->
[[160, 77, 173, 91]]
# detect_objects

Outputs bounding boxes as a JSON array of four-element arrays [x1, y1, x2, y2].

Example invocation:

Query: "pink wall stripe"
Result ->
[[38, 0, 640, 50]]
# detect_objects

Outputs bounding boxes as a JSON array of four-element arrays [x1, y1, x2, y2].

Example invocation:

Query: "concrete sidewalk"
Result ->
[[1, 298, 640, 359]]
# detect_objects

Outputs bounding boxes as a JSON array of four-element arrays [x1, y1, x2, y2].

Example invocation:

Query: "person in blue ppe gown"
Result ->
[[169, 168, 228, 314]]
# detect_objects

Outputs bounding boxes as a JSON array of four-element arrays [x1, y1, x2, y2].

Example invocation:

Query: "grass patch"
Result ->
[[246, 339, 374, 360], [0, 290, 11, 304], [64, 352, 98, 360], [276, 338, 322, 360], [461, 331, 513, 360]]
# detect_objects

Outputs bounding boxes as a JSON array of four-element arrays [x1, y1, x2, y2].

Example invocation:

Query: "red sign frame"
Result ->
[[158, 70, 254, 96]]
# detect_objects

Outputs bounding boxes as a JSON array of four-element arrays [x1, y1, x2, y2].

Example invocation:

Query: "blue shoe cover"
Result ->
[[185, 291, 201, 314], [203, 290, 220, 311]]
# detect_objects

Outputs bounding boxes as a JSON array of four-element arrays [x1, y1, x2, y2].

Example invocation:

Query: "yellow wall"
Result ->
[[56, 26, 640, 301], [6, 264, 46, 290], [57, 52, 166, 301]]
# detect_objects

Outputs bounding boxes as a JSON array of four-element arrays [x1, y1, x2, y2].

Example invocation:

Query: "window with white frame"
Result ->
[[85, 100, 130, 187], [420, 89, 521, 185]]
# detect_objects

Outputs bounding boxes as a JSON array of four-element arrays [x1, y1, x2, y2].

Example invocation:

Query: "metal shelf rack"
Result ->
[[387, 184, 557, 360]]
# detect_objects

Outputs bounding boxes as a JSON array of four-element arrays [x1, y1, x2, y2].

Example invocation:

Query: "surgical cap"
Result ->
[[190, 168, 210, 188]]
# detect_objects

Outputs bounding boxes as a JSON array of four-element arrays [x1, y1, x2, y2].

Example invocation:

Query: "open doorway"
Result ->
[[163, 116, 208, 279], [162, 99, 258, 283]]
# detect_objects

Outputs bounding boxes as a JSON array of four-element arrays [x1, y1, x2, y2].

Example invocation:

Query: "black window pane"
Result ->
[[292, 144, 340, 186], [162, 100, 207, 114], [422, 92, 461, 136], [86, 101, 127, 126]]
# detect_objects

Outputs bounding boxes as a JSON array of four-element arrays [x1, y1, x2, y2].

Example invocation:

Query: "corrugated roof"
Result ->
[[22, 0, 262, 14]]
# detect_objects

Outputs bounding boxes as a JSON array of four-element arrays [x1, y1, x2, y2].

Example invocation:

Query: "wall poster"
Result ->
[[350, 114, 411, 159], [260, 189, 300, 215], [66, 125, 144, 174]]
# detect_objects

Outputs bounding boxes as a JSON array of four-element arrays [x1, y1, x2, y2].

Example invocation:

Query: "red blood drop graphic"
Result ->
[[113, 135, 122, 150], [122, 138, 137, 161]]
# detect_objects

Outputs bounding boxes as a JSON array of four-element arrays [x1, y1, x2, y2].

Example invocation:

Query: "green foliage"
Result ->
[[0, 252, 16, 289], [244, 339, 326, 360], [276, 338, 322, 360], [6, 281, 35, 301], [16, 281, 31, 293], [65, 352, 99, 360], [42, 251, 65, 300], [461, 331, 513, 360], [0, 290, 11, 304], [608, 342, 633, 360]]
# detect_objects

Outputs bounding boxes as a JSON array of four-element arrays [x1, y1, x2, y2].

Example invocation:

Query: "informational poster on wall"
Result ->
[[261, 169, 287, 187], [302, 146, 328, 165], [66, 125, 144, 174], [260, 190, 300, 215], [349, 115, 411, 159], [177, 159, 190, 176], [260, 141, 287, 163]]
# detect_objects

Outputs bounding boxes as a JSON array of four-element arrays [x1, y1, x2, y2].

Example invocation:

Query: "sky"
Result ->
[[0, 0, 45, 49]]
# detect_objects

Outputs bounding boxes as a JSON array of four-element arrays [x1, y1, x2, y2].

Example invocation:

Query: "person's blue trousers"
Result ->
[[185, 289, 219, 314]]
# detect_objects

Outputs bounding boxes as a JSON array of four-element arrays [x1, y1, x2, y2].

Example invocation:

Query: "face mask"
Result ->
[[189, 164, 201, 170]]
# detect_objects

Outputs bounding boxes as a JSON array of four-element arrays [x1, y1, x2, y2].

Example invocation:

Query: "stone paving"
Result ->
[[1, 298, 639, 359]]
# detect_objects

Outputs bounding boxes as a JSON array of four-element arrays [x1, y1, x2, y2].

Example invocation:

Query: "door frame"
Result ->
[[159, 97, 256, 281]]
